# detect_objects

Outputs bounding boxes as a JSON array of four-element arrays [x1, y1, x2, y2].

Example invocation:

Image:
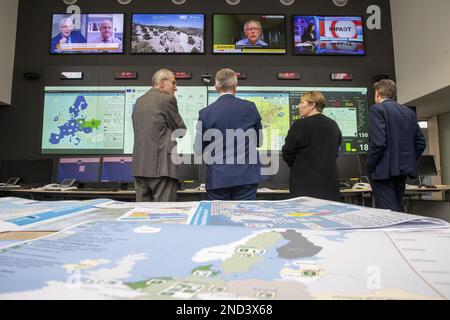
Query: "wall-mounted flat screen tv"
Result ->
[[50, 14, 124, 54], [293, 15, 365, 55], [213, 14, 286, 54], [131, 14, 205, 54]]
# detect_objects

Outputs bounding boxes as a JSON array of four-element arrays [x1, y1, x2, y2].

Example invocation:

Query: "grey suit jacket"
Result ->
[[132, 88, 186, 179]]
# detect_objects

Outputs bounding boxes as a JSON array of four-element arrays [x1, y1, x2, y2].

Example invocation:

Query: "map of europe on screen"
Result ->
[[42, 87, 127, 154]]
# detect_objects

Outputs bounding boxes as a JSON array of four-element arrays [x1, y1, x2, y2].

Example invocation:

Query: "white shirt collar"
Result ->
[[219, 92, 234, 98]]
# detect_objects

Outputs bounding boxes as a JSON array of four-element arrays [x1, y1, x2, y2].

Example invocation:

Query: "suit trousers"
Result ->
[[206, 184, 258, 201], [134, 176, 178, 202], [370, 176, 407, 212]]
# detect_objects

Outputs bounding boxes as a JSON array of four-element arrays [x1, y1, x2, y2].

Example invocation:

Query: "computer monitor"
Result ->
[[0, 159, 28, 183], [179, 164, 198, 182], [417, 155, 438, 177], [57, 157, 101, 183], [337, 154, 361, 180], [359, 153, 368, 177], [272, 156, 290, 188], [27, 159, 53, 185], [100, 157, 133, 183]]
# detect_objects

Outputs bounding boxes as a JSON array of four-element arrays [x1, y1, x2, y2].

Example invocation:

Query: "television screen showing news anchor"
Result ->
[[293, 16, 365, 56]]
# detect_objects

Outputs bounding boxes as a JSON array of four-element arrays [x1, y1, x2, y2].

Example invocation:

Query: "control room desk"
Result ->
[[0, 187, 374, 204], [405, 185, 450, 201]]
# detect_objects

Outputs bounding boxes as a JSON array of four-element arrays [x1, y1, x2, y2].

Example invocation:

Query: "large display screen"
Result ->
[[50, 14, 124, 54], [213, 14, 286, 54], [209, 87, 369, 153], [131, 14, 205, 54], [208, 89, 290, 151], [41, 86, 368, 155], [42, 86, 207, 155], [293, 16, 365, 55]]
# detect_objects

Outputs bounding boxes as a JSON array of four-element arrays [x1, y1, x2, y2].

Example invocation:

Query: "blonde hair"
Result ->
[[302, 91, 327, 112]]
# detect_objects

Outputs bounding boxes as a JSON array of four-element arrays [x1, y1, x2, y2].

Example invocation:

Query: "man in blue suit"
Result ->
[[51, 18, 87, 53], [366, 79, 426, 211], [194, 69, 263, 200]]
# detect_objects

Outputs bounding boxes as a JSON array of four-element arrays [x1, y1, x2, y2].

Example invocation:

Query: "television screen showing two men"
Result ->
[[50, 14, 124, 54]]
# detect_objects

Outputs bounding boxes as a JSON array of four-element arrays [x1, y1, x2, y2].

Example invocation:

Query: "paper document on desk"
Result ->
[[0, 198, 112, 232], [0, 221, 449, 300], [117, 202, 198, 223], [188, 197, 449, 231], [94, 200, 198, 210]]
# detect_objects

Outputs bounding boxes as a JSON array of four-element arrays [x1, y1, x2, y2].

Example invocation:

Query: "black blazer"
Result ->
[[301, 32, 317, 43], [366, 99, 426, 180], [282, 114, 342, 201]]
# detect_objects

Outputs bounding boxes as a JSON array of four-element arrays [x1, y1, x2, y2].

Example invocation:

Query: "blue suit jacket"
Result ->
[[194, 94, 264, 190], [366, 99, 426, 180], [50, 31, 87, 53]]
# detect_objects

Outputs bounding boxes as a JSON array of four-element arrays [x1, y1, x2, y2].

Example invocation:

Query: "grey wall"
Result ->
[[0, 0, 19, 105], [0, 0, 395, 162], [439, 112, 450, 185], [390, 0, 450, 104]]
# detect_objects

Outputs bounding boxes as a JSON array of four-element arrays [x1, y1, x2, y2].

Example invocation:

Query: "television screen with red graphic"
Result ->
[[293, 16, 365, 55]]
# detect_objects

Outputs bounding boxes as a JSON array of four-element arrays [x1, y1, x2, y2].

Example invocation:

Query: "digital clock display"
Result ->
[[331, 73, 353, 81], [174, 72, 192, 79], [60, 72, 83, 80], [277, 72, 301, 80], [236, 72, 247, 80], [114, 72, 138, 80]]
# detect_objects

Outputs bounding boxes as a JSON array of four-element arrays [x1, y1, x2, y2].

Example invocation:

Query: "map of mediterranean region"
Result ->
[[48, 95, 101, 146], [0, 222, 448, 300]]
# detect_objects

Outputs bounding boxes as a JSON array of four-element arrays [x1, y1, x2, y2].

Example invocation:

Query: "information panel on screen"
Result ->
[[209, 87, 369, 153], [131, 14, 205, 54], [293, 16, 365, 56], [50, 14, 124, 54], [41, 86, 368, 155], [213, 14, 287, 54]]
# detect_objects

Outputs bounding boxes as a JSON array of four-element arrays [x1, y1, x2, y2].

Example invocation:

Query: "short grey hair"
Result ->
[[374, 79, 397, 100], [59, 18, 74, 28], [152, 69, 174, 86], [215, 69, 238, 92], [100, 20, 113, 28], [244, 20, 262, 31]]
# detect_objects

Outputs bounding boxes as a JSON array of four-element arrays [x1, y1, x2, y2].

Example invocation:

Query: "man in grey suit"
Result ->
[[132, 69, 186, 202]]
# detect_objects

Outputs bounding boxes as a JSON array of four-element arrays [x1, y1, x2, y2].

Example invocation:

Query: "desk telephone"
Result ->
[[352, 183, 372, 191], [0, 177, 22, 188], [41, 179, 78, 191]]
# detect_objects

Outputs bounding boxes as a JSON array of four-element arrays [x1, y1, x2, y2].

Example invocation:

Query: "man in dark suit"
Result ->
[[50, 18, 87, 53], [132, 69, 186, 202], [366, 79, 426, 211], [194, 69, 263, 200]]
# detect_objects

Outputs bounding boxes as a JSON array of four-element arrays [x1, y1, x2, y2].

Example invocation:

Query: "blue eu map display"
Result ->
[[42, 87, 126, 154]]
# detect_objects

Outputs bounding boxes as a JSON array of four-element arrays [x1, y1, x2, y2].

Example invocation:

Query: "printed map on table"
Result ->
[[117, 202, 198, 223], [0, 222, 448, 300], [0, 197, 111, 232], [188, 197, 449, 230]]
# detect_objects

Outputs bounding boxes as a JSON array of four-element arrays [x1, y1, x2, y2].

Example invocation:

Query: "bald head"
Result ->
[[152, 69, 177, 95]]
